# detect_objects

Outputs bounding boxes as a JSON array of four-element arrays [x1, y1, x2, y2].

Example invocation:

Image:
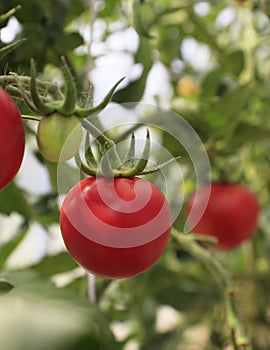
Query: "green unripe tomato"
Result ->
[[37, 113, 83, 162]]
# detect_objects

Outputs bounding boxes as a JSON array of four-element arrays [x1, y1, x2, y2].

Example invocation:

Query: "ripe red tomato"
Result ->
[[0, 88, 25, 190], [186, 183, 260, 250], [60, 176, 171, 279]]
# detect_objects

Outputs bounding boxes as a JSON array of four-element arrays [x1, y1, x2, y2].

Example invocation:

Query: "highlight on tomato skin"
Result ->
[[186, 182, 260, 251], [0, 87, 25, 191], [60, 176, 172, 279]]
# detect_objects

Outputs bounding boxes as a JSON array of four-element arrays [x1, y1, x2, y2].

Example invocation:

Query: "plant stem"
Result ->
[[0, 75, 58, 90], [0, 5, 21, 24], [171, 229, 252, 350], [82, 0, 97, 89], [187, 8, 223, 62], [87, 273, 96, 303], [21, 115, 41, 122]]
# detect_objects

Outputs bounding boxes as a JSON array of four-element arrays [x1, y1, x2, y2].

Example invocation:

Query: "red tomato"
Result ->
[[60, 176, 171, 279], [0, 88, 25, 190], [186, 183, 260, 250]]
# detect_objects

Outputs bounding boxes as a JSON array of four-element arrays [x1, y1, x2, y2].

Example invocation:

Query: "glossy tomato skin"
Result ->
[[60, 176, 171, 279], [0, 88, 25, 190], [186, 183, 260, 250], [37, 113, 82, 162]]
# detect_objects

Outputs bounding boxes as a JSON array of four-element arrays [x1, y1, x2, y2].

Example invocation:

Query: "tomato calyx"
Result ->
[[19, 56, 124, 119], [76, 118, 180, 177], [9, 56, 180, 169], [11, 56, 124, 163]]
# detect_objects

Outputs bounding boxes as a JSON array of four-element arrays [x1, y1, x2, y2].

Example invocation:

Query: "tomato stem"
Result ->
[[172, 229, 252, 350], [132, 0, 155, 39], [0, 5, 21, 25], [21, 114, 41, 122], [187, 8, 223, 61], [0, 39, 26, 60]]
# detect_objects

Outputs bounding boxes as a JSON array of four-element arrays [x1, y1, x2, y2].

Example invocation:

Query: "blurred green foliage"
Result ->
[[1, 0, 270, 349]]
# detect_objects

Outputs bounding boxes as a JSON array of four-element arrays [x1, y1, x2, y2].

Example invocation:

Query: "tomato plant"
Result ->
[[60, 176, 171, 279], [186, 183, 260, 250], [0, 88, 25, 191], [37, 113, 82, 162]]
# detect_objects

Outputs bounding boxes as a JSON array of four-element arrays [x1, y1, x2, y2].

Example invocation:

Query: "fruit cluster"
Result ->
[[0, 58, 260, 280]]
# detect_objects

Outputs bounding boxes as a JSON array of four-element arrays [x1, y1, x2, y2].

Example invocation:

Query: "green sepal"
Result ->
[[117, 129, 150, 177], [81, 118, 114, 150], [84, 135, 98, 169], [99, 142, 115, 177], [139, 156, 181, 175], [76, 126, 179, 178], [75, 153, 97, 176], [122, 131, 135, 167], [81, 118, 122, 172], [14, 73, 42, 115], [75, 77, 125, 118], [30, 58, 55, 115], [57, 56, 77, 115]]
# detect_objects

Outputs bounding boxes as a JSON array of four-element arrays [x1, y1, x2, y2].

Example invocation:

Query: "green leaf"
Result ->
[[33, 252, 79, 278], [32, 193, 60, 227], [0, 228, 28, 269], [201, 67, 223, 99], [203, 85, 251, 133], [55, 32, 84, 52], [223, 50, 245, 77], [112, 37, 153, 104], [230, 122, 270, 149], [201, 51, 244, 99], [65, 0, 86, 23], [0, 182, 34, 219], [141, 331, 184, 350], [98, 0, 118, 18], [0, 270, 120, 350]]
